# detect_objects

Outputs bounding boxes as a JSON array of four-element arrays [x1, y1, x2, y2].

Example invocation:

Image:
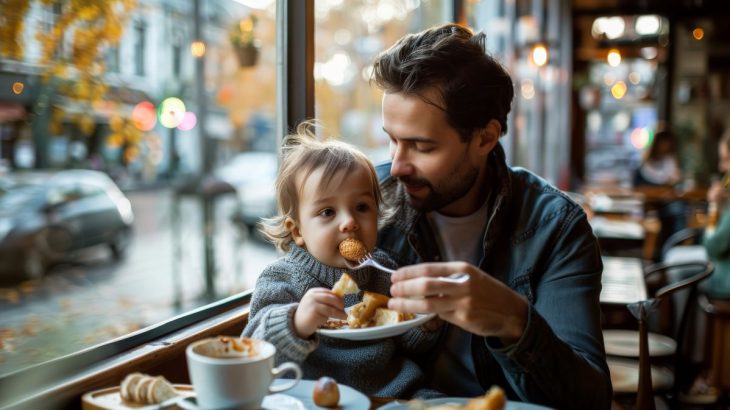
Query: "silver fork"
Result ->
[[345, 251, 396, 274], [344, 253, 470, 283]]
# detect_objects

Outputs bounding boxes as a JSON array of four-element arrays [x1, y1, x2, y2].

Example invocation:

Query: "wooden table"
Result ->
[[601, 256, 647, 305]]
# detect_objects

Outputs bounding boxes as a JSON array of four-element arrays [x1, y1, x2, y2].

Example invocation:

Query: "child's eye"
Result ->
[[355, 202, 372, 213], [318, 208, 335, 217]]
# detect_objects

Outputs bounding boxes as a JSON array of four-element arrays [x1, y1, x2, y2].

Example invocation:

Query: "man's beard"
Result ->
[[398, 162, 480, 213]]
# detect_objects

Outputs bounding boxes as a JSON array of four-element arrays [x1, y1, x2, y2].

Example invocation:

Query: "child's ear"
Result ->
[[285, 216, 305, 246]]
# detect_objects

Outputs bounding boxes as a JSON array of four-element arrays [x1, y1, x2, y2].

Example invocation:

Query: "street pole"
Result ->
[[168, 126, 179, 177], [193, 0, 216, 300]]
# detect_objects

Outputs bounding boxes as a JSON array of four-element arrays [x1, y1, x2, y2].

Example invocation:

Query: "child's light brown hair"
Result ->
[[259, 122, 384, 252]]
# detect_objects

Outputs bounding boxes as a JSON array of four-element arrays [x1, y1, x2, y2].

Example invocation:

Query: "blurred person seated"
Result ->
[[634, 129, 688, 260], [702, 130, 730, 299], [681, 130, 730, 403]]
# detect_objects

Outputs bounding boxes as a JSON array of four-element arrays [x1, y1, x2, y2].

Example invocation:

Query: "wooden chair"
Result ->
[[698, 294, 730, 406], [606, 261, 714, 410]]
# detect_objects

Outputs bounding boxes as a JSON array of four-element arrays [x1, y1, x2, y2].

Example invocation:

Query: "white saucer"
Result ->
[[176, 393, 305, 409], [270, 379, 370, 409], [379, 398, 553, 409]]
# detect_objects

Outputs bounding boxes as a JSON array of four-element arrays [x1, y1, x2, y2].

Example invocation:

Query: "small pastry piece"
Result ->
[[313, 376, 340, 408], [465, 385, 506, 410], [347, 291, 390, 328], [147, 376, 178, 404], [120, 372, 143, 402], [338, 238, 368, 261], [133, 375, 154, 404], [332, 272, 359, 298], [371, 307, 415, 326]]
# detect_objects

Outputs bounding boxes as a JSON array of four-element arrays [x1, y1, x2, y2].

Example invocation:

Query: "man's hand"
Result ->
[[293, 288, 347, 338], [388, 262, 528, 345]]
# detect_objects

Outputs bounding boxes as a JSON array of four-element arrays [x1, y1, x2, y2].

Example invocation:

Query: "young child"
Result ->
[[242, 123, 438, 398]]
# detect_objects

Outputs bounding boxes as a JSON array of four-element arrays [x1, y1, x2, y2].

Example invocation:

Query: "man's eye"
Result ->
[[414, 143, 434, 153]]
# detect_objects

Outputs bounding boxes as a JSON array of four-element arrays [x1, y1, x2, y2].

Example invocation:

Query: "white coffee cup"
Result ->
[[186, 337, 302, 410]]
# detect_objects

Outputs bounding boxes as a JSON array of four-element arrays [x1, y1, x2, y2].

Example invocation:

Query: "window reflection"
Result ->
[[314, 0, 449, 161], [0, 0, 278, 377]]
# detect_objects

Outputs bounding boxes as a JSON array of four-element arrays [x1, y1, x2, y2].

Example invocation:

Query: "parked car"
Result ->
[[214, 152, 278, 235], [0, 169, 134, 280]]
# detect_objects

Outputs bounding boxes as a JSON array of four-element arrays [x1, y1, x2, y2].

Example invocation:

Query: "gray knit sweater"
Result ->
[[242, 244, 439, 398]]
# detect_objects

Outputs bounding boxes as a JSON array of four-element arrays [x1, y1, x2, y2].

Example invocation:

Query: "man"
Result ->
[[372, 23, 611, 409]]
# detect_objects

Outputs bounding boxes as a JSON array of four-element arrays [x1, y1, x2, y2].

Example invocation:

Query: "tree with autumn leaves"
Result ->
[[0, 0, 143, 166]]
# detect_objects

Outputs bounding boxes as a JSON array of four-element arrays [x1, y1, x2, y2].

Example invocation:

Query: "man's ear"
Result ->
[[473, 119, 501, 155], [285, 216, 305, 246]]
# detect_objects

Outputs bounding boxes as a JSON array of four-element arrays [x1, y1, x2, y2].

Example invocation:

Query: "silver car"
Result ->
[[0, 170, 134, 280], [215, 152, 278, 235]]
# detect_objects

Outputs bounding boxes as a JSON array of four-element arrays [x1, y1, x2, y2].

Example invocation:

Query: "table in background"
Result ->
[[601, 256, 647, 329], [601, 256, 647, 305]]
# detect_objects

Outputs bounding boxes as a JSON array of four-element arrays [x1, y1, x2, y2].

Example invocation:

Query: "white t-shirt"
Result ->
[[427, 200, 489, 396]]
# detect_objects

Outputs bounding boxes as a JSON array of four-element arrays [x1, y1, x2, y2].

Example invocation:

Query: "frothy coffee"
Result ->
[[194, 336, 259, 359]]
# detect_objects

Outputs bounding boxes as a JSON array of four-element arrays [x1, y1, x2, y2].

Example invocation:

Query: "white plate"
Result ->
[[379, 397, 553, 409], [318, 311, 436, 341], [271, 379, 370, 409], [603, 329, 676, 357], [176, 393, 305, 409], [607, 358, 674, 393]]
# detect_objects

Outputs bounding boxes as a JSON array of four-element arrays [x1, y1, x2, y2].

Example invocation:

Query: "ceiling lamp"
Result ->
[[607, 49, 622, 67], [531, 44, 548, 67], [635, 15, 660, 36], [693, 27, 705, 40]]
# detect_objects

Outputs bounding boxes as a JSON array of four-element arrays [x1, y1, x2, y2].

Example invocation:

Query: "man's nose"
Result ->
[[390, 146, 412, 177]]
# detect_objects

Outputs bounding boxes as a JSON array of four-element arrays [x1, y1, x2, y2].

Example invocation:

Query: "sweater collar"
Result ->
[[287, 243, 369, 287]]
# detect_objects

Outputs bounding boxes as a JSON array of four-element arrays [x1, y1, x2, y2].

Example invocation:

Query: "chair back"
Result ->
[[660, 227, 704, 260], [633, 261, 714, 410]]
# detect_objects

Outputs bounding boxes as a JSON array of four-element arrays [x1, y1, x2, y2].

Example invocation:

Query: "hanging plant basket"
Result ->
[[235, 44, 259, 68]]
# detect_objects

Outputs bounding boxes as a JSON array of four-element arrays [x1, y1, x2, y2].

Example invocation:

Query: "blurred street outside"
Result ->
[[0, 188, 277, 375]]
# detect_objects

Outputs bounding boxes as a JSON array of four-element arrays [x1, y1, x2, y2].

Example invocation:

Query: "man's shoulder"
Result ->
[[508, 167, 578, 208], [503, 167, 585, 232]]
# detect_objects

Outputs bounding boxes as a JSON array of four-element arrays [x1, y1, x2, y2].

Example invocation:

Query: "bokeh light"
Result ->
[[159, 97, 186, 128], [629, 71, 641, 85], [531, 44, 548, 67], [611, 81, 627, 99], [521, 79, 535, 99], [132, 101, 157, 131], [177, 112, 197, 131], [191, 41, 206, 58], [630, 127, 652, 149], [11, 82, 24, 95], [607, 49, 622, 67], [693, 27, 704, 41]]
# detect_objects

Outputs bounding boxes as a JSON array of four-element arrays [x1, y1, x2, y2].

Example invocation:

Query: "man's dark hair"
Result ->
[[371, 23, 514, 141]]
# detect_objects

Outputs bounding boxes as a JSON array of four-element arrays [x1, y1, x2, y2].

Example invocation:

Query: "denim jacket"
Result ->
[[376, 144, 612, 410]]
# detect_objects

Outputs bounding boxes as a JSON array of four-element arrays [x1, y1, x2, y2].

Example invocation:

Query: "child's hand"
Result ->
[[294, 288, 347, 338]]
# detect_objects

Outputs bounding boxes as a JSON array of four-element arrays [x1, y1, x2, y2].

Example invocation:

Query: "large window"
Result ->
[[313, 0, 451, 161], [0, 0, 278, 377]]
